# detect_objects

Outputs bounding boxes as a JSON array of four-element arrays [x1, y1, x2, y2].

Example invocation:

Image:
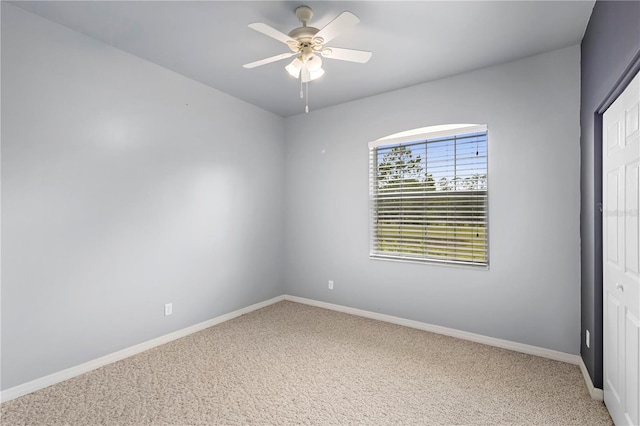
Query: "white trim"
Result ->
[[579, 356, 604, 401], [283, 295, 580, 365], [0, 295, 285, 403], [369, 124, 487, 148], [1, 294, 590, 403]]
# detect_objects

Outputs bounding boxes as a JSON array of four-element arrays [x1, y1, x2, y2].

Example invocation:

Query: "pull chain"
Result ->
[[305, 81, 309, 113], [298, 69, 310, 113]]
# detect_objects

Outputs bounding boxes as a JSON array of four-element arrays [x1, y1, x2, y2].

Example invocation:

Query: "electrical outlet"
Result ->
[[165, 303, 173, 316], [586, 329, 590, 348], [328, 280, 334, 290]]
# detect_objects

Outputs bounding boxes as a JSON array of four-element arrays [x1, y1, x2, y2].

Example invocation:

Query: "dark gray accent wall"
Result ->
[[580, 0, 640, 388]]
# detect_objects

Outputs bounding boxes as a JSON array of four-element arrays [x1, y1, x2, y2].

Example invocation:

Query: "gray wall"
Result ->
[[1, 4, 285, 390], [1, 2, 588, 393], [284, 45, 581, 354], [580, 0, 640, 388]]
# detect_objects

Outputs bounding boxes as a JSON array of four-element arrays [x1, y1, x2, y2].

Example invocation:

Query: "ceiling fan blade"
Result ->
[[248, 22, 296, 45], [321, 47, 372, 63], [243, 52, 297, 69], [314, 11, 360, 44]]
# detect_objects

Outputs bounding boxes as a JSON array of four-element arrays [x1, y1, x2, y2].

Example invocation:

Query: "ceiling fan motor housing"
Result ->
[[288, 26, 319, 41], [288, 26, 321, 54]]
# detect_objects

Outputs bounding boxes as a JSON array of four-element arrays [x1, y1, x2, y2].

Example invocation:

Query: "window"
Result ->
[[368, 124, 488, 267]]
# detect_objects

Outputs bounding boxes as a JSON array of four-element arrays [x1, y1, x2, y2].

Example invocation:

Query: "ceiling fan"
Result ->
[[243, 5, 372, 112]]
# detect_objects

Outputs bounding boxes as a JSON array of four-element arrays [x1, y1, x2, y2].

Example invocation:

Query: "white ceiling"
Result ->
[[11, 1, 595, 117]]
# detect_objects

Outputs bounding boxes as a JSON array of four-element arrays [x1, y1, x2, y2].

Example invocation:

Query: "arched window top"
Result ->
[[370, 124, 487, 148]]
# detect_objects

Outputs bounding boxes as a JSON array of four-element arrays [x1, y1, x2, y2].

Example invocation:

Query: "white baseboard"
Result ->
[[1, 293, 593, 404], [284, 295, 581, 365], [579, 356, 604, 401], [0, 295, 285, 403]]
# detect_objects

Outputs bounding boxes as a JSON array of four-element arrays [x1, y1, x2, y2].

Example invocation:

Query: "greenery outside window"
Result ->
[[368, 124, 488, 267]]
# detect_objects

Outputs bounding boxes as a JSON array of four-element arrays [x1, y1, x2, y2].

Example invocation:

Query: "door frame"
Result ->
[[596, 50, 640, 392]]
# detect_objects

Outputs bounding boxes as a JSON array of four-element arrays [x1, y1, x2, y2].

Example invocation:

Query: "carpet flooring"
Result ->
[[1, 301, 613, 425]]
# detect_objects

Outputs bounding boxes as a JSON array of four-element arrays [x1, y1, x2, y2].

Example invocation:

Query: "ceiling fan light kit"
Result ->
[[243, 5, 372, 113], [285, 58, 303, 78]]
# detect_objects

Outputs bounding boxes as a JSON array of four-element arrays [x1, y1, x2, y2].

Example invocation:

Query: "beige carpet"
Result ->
[[1, 301, 612, 425]]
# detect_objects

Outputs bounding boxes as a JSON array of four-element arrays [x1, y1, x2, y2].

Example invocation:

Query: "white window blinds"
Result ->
[[368, 125, 488, 267]]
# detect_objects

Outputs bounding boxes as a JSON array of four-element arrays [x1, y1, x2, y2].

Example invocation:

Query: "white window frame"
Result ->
[[368, 124, 489, 268]]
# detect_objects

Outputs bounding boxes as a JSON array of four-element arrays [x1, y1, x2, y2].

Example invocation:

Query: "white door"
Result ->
[[603, 70, 640, 426]]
